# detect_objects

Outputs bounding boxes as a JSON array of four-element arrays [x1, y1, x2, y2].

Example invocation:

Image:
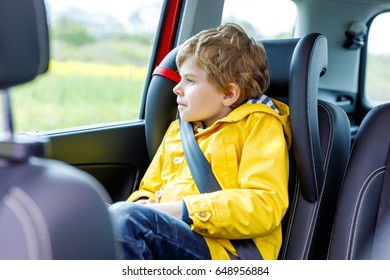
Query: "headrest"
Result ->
[[0, 0, 49, 89], [261, 38, 299, 103], [289, 33, 328, 202], [145, 48, 179, 159]]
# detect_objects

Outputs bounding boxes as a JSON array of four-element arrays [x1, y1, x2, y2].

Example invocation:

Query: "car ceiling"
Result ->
[[292, 0, 390, 93]]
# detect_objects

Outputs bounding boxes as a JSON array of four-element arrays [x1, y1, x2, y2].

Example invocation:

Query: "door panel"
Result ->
[[319, 89, 358, 142], [45, 121, 150, 202]]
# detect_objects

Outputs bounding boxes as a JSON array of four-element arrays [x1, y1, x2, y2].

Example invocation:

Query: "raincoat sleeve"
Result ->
[[183, 113, 290, 239]]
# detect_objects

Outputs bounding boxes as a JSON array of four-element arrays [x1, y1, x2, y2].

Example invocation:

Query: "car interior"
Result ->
[[328, 101, 390, 260], [0, 0, 119, 260], [148, 33, 351, 260], [0, 0, 389, 260]]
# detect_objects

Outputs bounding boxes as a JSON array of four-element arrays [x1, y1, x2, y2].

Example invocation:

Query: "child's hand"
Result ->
[[146, 201, 182, 220], [135, 198, 156, 204]]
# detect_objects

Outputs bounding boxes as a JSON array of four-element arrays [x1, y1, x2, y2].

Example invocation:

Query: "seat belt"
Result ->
[[179, 118, 263, 260], [371, 144, 390, 259]]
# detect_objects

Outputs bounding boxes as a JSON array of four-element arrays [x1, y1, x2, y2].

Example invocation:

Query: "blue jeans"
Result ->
[[108, 202, 211, 260]]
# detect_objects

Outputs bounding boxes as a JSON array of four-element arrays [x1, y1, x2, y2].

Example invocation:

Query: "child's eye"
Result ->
[[186, 78, 194, 84]]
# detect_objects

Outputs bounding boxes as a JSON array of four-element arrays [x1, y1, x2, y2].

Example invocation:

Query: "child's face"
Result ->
[[173, 57, 232, 127]]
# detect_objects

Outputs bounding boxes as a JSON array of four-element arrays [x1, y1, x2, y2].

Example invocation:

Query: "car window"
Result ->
[[222, 0, 297, 39], [366, 12, 390, 103], [11, 0, 164, 133]]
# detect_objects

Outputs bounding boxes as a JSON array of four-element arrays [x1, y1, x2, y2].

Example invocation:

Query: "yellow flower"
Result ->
[[49, 60, 147, 81]]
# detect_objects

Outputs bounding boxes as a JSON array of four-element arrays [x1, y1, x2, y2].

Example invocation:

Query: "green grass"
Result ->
[[9, 36, 153, 133], [366, 54, 390, 101], [11, 62, 146, 132], [7, 18, 156, 133]]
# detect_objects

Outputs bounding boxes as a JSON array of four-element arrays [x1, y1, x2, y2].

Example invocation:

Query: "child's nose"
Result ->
[[173, 83, 183, 96]]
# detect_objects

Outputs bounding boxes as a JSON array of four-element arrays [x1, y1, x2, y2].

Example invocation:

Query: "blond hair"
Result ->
[[176, 23, 270, 108]]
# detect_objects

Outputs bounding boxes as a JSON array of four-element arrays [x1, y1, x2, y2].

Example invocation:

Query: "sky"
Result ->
[[367, 13, 390, 55], [222, 0, 297, 37], [45, 0, 160, 26]]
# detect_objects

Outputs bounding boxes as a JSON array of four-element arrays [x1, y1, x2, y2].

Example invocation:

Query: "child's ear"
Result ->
[[223, 83, 241, 107]]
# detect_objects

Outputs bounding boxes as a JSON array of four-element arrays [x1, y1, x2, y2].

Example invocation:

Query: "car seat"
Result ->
[[274, 33, 351, 260], [144, 33, 351, 259], [0, 0, 120, 259], [328, 102, 390, 259]]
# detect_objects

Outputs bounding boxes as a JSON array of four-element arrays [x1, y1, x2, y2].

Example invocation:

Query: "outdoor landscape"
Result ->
[[12, 1, 158, 132], [10, 1, 389, 133]]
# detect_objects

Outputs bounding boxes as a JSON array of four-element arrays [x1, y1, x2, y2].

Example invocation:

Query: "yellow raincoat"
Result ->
[[127, 98, 291, 260]]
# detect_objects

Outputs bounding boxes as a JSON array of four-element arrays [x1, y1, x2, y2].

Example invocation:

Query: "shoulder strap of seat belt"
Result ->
[[179, 119, 221, 193], [179, 118, 263, 260], [371, 144, 390, 259]]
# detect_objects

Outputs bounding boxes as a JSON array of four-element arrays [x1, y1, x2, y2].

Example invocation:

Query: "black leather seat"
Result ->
[[328, 102, 390, 260], [273, 33, 351, 260], [0, 0, 119, 259], [144, 32, 351, 260]]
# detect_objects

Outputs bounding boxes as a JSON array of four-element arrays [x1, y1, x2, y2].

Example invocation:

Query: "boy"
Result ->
[[109, 23, 291, 260]]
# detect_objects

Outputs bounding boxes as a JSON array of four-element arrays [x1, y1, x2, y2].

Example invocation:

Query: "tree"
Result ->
[[52, 17, 96, 46]]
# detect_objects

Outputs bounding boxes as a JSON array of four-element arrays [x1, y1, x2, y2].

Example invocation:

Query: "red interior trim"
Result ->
[[153, 66, 181, 83], [154, 0, 182, 67]]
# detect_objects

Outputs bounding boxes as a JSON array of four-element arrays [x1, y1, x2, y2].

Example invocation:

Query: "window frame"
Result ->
[[357, 9, 390, 123]]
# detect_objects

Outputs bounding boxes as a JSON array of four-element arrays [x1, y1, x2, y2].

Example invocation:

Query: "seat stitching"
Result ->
[[300, 202, 319, 259], [4, 187, 52, 260], [4, 195, 39, 259], [303, 88, 321, 256], [300, 37, 327, 257], [318, 102, 334, 187], [327, 132, 357, 258], [305, 40, 320, 200], [347, 167, 385, 259], [280, 175, 300, 259], [302, 102, 334, 258]]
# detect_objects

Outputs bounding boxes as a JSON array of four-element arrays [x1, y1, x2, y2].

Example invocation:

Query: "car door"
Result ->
[[12, 0, 228, 203], [11, 0, 184, 202]]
